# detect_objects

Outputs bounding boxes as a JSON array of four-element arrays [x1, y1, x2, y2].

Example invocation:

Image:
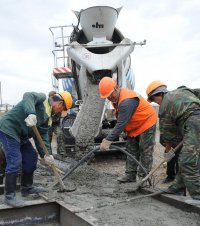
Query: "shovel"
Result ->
[[127, 141, 183, 193], [32, 125, 74, 192]]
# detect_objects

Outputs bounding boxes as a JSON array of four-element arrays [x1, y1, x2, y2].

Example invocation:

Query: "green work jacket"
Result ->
[[0, 92, 52, 157]]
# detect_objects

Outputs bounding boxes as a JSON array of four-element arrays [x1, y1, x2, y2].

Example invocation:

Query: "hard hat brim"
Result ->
[[147, 86, 168, 102], [100, 89, 114, 98]]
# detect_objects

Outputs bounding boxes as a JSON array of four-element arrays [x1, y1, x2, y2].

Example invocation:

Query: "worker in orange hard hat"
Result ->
[[146, 81, 200, 203], [146, 80, 168, 103], [146, 81, 182, 184], [99, 77, 157, 183], [0, 91, 73, 208], [99, 77, 117, 99]]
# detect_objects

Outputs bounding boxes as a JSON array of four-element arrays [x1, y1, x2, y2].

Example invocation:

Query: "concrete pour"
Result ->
[[0, 159, 200, 226], [70, 79, 105, 154]]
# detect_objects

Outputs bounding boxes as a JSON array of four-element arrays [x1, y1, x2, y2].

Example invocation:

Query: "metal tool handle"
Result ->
[[32, 126, 66, 191]]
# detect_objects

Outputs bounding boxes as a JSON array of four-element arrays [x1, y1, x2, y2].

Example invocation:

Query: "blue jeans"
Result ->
[[0, 131, 37, 175]]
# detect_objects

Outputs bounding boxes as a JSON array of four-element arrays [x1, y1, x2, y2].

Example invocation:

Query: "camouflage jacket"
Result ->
[[159, 87, 200, 142]]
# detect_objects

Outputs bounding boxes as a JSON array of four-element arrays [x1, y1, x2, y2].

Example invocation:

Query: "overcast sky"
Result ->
[[0, 0, 200, 105]]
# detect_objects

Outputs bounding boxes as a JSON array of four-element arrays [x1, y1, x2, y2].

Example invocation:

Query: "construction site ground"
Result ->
[[0, 133, 200, 225]]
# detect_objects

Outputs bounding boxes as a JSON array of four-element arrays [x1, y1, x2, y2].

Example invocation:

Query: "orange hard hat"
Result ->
[[99, 77, 116, 98], [58, 91, 73, 110], [146, 80, 167, 102]]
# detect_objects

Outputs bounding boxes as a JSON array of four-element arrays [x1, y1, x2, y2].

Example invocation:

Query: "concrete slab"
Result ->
[[0, 199, 99, 226], [142, 188, 200, 214]]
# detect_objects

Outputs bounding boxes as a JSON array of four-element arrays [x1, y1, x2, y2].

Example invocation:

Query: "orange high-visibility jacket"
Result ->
[[116, 88, 157, 137]]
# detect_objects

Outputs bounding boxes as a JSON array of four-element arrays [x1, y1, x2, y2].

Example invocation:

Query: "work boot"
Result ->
[[0, 146, 6, 185], [0, 174, 4, 185], [117, 174, 136, 183], [138, 176, 148, 187], [162, 176, 175, 184], [4, 174, 25, 208], [21, 172, 46, 197], [162, 185, 186, 196]]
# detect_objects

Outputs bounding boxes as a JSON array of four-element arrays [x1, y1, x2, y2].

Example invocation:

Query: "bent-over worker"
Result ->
[[146, 80, 200, 201], [0, 91, 72, 207], [99, 77, 157, 183]]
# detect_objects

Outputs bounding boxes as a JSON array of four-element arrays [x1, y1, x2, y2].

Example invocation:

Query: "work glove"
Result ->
[[24, 114, 37, 127], [44, 154, 55, 164], [100, 138, 112, 151], [163, 148, 175, 162]]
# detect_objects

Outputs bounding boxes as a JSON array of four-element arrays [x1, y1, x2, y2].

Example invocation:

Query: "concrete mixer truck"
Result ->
[[49, 6, 146, 158]]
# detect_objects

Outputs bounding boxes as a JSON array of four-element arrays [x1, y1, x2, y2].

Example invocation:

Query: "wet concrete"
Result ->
[[89, 197, 200, 226], [70, 79, 105, 155], [0, 151, 199, 225], [35, 161, 200, 226]]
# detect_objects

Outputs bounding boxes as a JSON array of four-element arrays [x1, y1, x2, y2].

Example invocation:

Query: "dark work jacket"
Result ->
[[0, 92, 52, 157]]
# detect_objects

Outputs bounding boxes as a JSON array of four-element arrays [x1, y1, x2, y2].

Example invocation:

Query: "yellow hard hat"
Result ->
[[146, 80, 167, 102], [58, 91, 73, 110]]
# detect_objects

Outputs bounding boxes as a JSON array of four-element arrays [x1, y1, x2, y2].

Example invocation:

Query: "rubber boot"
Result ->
[[21, 172, 46, 197], [4, 174, 25, 208], [0, 147, 5, 185], [0, 173, 3, 185], [0, 173, 4, 195]]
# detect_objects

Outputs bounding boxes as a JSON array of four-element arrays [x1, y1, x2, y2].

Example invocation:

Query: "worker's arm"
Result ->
[[159, 95, 179, 142], [22, 92, 46, 115], [33, 126, 52, 158], [21, 92, 52, 158], [106, 98, 139, 141], [159, 117, 178, 143]]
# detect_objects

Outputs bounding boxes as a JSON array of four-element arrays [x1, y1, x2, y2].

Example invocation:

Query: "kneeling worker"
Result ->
[[99, 77, 157, 183], [0, 91, 72, 207]]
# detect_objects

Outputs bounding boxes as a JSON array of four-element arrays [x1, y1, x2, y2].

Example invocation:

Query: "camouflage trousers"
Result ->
[[169, 114, 200, 200], [125, 124, 156, 178]]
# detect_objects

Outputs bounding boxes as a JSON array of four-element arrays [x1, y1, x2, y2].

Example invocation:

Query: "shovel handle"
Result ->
[[32, 126, 50, 156], [141, 141, 183, 183], [32, 126, 66, 191]]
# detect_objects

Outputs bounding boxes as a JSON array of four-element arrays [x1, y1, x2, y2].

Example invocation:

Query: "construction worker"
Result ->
[[48, 91, 60, 143], [99, 77, 157, 183], [146, 80, 200, 201], [0, 91, 72, 208], [48, 91, 65, 155]]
